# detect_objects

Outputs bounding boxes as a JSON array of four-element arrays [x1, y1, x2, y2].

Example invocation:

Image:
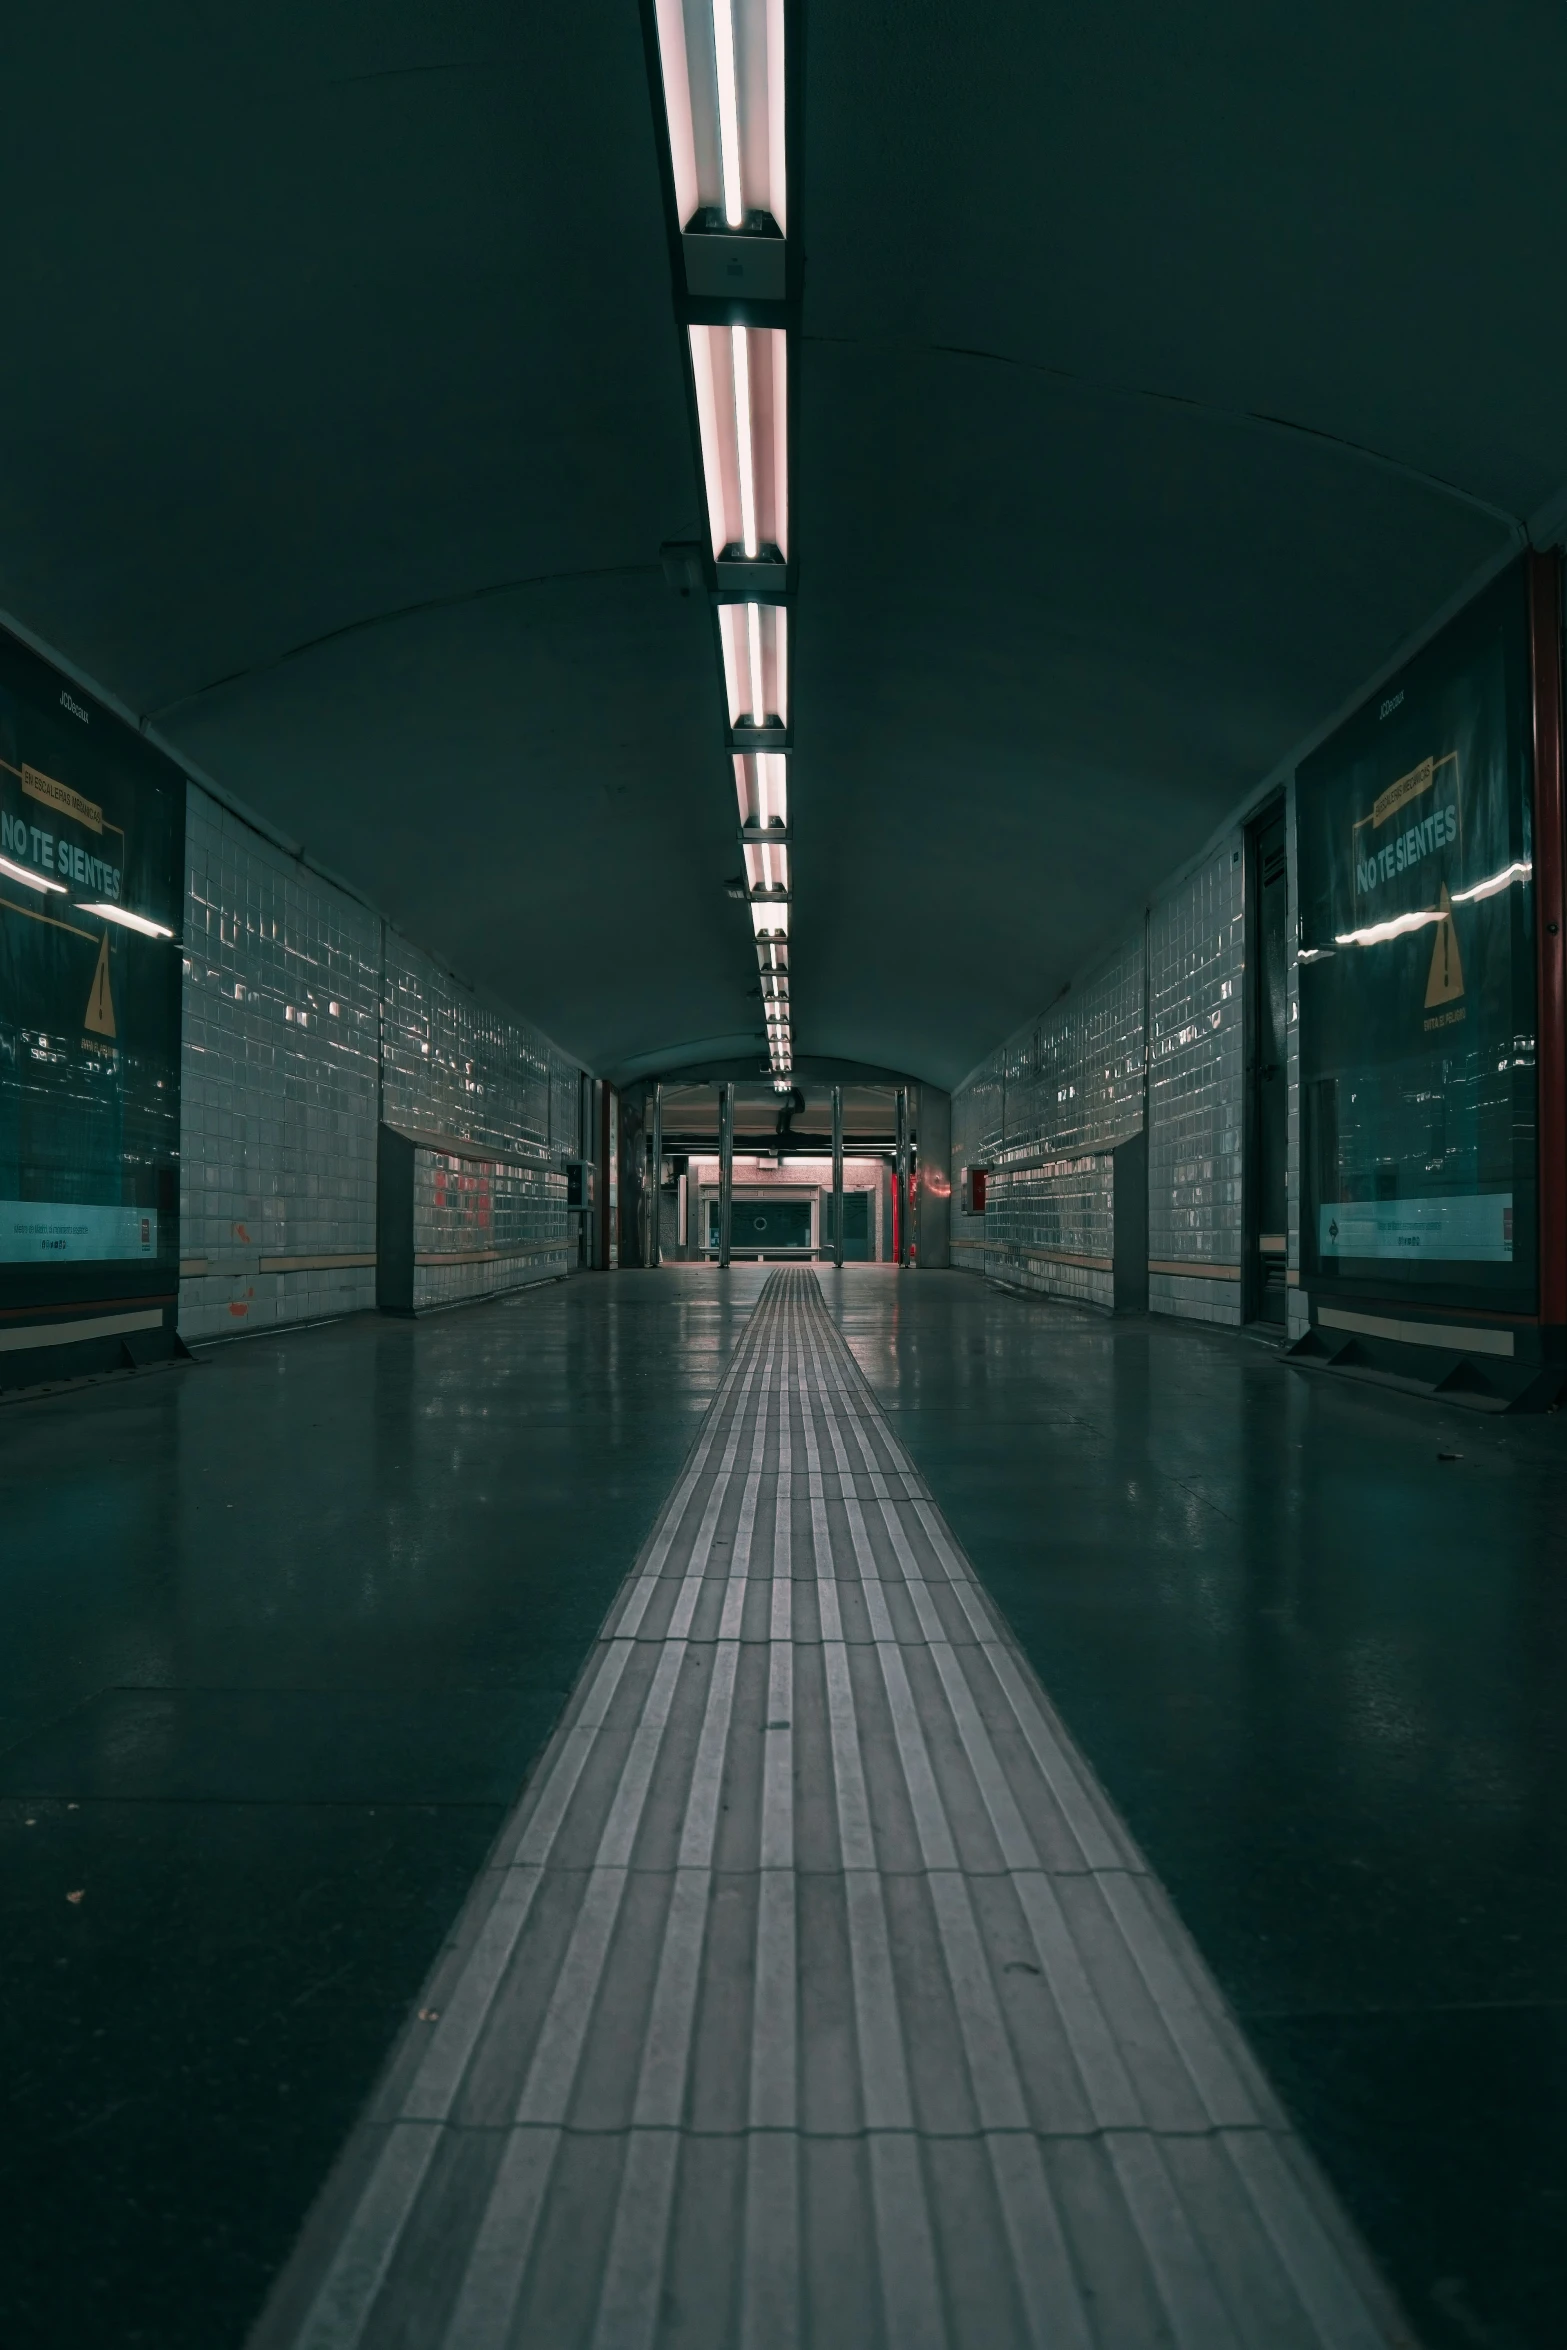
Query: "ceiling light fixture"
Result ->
[[747, 601, 765, 722], [712, 0, 744, 227], [758, 751, 787, 829], [732, 327, 758, 559]]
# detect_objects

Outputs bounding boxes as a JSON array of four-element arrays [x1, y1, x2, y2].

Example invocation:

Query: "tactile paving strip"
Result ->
[[251, 1269, 1416, 2350]]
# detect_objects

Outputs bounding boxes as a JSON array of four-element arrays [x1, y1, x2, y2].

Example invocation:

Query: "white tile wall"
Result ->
[[953, 822, 1271, 1331], [1147, 836, 1246, 1328], [412, 1148, 570, 1312], [951, 936, 1144, 1307], [179, 784, 579, 1342], [179, 791, 381, 1343]]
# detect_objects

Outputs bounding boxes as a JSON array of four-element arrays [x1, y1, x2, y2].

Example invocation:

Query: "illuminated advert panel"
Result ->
[[0, 629, 184, 1325], [1297, 565, 1536, 1314]]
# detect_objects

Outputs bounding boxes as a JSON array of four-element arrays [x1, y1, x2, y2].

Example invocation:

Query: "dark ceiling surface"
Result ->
[[2, 6, 1564, 1087]]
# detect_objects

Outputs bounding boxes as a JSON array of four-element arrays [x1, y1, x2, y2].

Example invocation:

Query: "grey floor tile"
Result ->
[[249, 1272, 1408, 2350]]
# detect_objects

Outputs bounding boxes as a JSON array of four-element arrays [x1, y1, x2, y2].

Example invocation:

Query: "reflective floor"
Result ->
[[0, 1272, 766, 2350], [1, 1267, 1563, 2349], [826, 1272, 1567, 2350], [254, 1269, 1401, 2350]]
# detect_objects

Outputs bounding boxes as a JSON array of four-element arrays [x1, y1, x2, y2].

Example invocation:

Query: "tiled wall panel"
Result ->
[[1147, 837, 1246, 1327], [179, 784, 579, 1341], [987, 1156, 1115, 1310], [950, 938, 1144, 1304], [179, 791, 381, 1343], [412, 1148, 571, 1312], [952, 821, 1280, 1329]]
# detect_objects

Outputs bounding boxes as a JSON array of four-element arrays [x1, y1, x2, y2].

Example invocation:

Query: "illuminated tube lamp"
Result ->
[[653, 0, 787, 300], [749, 894, 789, 939], [0, 854, 67, 895], [77, 902, 176, 940], [718, 603, 789, 743], [688, 324, 787, 589], [743, 839, 790, 895], [732, 751, 789, 831], [756, 750, 787, 828]]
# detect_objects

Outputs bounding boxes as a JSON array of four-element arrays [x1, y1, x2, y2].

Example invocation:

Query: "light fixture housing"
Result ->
[[743, 838, 790, 895], [733, 750, 789, 833], [653, 0, 788, 296], [717, 601, 788, 741], [688, 324, 787, 583]]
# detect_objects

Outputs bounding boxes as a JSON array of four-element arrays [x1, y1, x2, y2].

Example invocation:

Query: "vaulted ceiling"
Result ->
[[3, 5, 1564, 1087]]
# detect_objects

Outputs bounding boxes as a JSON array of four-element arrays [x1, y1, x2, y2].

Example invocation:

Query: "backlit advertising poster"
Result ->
[[0, 630, 183, 1323], [1297, 565, 1537, 1312]]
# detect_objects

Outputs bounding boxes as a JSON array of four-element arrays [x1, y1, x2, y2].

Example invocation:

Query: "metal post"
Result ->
[[649, 1082, 663, 1267], [831, 1084, 844, 1268], [719, 1082, 734, 1269], [895, 1086, 910, 1265]]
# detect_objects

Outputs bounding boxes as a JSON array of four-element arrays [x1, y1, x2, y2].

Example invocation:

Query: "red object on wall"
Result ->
[[1529, 551, 1566, 1329], [971, 1168, 988, 1215]]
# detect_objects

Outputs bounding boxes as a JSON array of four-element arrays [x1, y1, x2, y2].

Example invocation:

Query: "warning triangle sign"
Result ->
[[1425, 883, 1465, 1008], [84, 930, 116, 1037]]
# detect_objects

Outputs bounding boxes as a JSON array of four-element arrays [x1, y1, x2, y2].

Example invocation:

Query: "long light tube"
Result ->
[[712, 0, 744, 227], [746, 602, 765, 721], [731, 327, 758, 558], [758, 752, 787, 829], [0, 854, 67, 895], [77, 902, 175, 939]]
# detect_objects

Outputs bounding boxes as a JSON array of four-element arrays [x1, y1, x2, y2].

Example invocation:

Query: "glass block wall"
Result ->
[[951, 934, 1145, 1307], [951, 816, 1289, 1329], [179, 784, 580, 1342]]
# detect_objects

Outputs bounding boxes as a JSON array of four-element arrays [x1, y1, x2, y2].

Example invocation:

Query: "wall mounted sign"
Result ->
[[0, 630, 184, 1316], [1297, 563, 1537, 1312]]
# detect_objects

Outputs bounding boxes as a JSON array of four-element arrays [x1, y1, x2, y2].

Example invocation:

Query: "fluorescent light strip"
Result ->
[[0, 854, 67, 895], [652, 0, 699, 224], [712, 0, 744, 228], [77, 902, 175, 939], [732, 327, 758, 559], [720, 608, 743, 724], [758, 751, 786, 828], [747, 602, 765, 722]]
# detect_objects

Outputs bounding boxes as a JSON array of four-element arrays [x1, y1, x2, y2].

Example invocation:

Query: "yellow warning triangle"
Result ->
[[1425, 883, 1465, 1007], [84, 930, 116, 1036]]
